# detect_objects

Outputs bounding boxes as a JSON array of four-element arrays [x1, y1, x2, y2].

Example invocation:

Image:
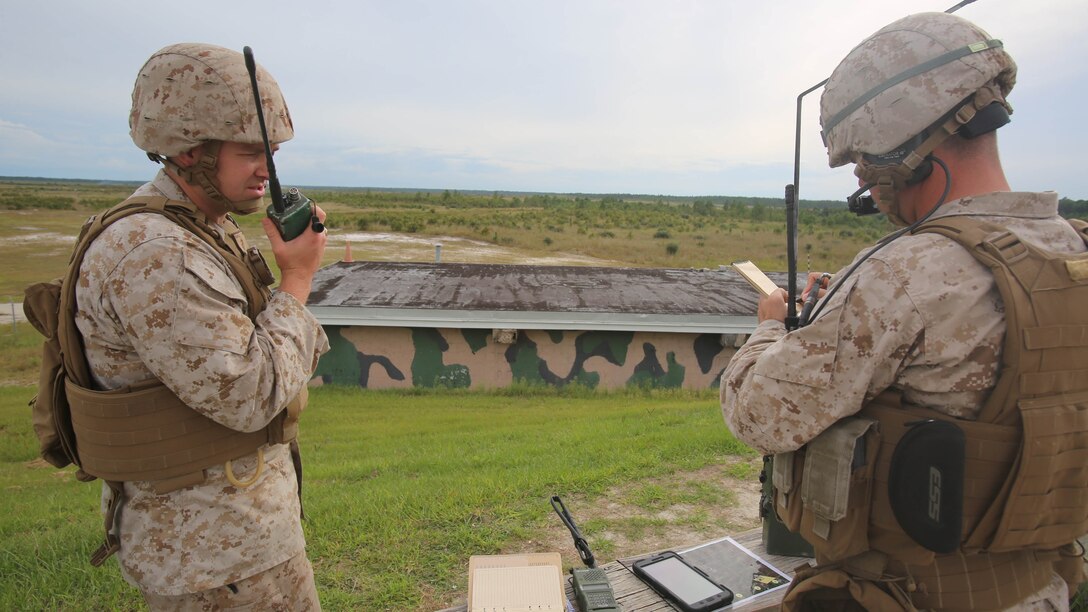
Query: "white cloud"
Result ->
[[0, 120, 51, 151]]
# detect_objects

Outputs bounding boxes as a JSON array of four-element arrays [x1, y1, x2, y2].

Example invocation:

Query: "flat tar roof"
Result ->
[[308, 261, 800, 334]]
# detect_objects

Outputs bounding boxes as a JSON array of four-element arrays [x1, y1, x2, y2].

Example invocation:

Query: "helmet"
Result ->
[[129, 43, 294, 214], [819, 12, 1016, 222], [821, 12, 1015, 167], [130, 43, 293, 157]]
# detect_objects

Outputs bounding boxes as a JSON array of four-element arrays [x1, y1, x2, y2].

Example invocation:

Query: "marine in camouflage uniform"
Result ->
[[721, 13, 1085, 611], [74, 44, 329, 609]]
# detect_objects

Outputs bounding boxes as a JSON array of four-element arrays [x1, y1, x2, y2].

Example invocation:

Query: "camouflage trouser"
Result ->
[[140, 551, 320, 611]]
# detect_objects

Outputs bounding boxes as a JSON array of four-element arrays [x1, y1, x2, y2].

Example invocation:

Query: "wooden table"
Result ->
[[440, 527, 810, 612]]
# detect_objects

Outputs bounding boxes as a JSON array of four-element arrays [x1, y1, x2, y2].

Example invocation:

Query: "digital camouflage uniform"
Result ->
[[721, 191, 1084, 609], [75, 169, 330, 596]]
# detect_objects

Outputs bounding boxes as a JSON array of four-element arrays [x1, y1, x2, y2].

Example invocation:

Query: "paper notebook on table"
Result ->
[[468, 552, 565, 612]]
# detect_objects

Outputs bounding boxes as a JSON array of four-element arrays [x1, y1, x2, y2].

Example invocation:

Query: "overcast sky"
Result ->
[[2, 1, 1086, 200]]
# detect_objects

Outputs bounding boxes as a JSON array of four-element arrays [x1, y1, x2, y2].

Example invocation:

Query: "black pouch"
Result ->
[[888, 419, 965, 553]]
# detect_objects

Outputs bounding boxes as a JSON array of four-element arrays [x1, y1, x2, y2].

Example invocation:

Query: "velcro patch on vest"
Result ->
[[1066, 257, 1088, 281]]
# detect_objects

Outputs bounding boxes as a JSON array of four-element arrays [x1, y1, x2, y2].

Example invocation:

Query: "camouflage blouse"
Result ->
[[721, 191, 1086, 454], [74, 170, 329, 595]]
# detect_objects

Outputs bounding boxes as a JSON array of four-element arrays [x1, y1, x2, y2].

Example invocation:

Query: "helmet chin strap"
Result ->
[[160, 141, 264, 216]]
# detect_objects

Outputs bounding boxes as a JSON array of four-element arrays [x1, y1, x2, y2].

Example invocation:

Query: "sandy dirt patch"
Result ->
[[516, 455, 763, 567], [332, 231, 624, 267], [435, 456, 765, 609], [0, 300, 25, 324]]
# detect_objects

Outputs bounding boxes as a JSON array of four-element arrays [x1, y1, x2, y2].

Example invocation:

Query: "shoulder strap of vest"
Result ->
[[910, 214, 1004, 250], [911, 216, 1029, 425], [917, 215, 1088, 242], [1068, 217, 1088, 240], [913, 215, 1014, 424], [58, 195, 274, 388], [913, 215, 1088, 423]]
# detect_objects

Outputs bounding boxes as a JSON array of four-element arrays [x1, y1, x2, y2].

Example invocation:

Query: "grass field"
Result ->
[[0, 383, 754, 611], [0, 323, 39, 386]]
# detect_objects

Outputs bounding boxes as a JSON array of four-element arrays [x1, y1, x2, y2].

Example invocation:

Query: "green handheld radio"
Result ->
[[242, 46, 323, 241], [551, 495, 620, 611]]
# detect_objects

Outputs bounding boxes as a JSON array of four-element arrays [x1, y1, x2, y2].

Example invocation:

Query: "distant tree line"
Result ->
[[315, 188, 893, 244], [1060, 197, 1087, 220], [4, 178, 1082, 223]]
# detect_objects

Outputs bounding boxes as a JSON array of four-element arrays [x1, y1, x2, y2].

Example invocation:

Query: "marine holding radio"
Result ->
[[24, 43, 330, 609], [720, 11, 1088, 611]]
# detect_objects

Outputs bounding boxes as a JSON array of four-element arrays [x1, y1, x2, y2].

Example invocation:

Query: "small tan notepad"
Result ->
[[468, 552, 565, 612], [731, 260, 779, 297]]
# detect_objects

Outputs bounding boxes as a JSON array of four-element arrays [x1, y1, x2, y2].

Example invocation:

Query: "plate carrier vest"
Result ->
[[24, 195, 307, 566], [773, 216, 1088, 610]]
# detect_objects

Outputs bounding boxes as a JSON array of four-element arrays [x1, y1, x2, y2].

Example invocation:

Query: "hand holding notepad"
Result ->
[[731, 261, 780, 297]]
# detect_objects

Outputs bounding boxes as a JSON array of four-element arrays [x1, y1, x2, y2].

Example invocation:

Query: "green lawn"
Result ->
[[0, 384, 751, 611]]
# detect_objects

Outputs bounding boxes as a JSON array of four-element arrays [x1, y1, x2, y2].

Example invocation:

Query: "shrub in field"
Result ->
[[0, 194, 75, 210]]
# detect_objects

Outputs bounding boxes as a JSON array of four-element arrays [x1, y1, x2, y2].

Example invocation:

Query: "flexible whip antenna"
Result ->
[[243, 46, 284, 214]]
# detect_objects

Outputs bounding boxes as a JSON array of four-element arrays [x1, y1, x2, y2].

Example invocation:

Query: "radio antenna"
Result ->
[[243, 46, 284, 214]]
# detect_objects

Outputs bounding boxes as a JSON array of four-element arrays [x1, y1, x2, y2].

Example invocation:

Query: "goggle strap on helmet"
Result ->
[[858, 97, 982, 182], [822, 39, 1003, 144], [908, 103, 977, 169]]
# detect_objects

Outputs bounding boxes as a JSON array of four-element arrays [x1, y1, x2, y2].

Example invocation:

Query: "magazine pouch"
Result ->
[[797, 417, 881, 562], [772, 449, 805, 533]]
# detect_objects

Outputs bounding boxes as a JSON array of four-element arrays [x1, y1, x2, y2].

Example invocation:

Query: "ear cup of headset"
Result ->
[[959, 103, 1011, 139]]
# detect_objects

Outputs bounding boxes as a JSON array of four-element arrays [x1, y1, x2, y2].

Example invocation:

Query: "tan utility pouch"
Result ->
[[781, 562, 915, 612], [796, 417, 881, 562], [772, 449, 802, 531], [271, 385, 307, 444]]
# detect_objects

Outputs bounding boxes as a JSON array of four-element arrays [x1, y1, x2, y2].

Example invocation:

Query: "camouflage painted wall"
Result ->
[[311, 326, 741, 390]]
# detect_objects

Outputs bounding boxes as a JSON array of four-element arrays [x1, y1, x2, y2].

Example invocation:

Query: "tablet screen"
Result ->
[[639, 556, 723, 604]]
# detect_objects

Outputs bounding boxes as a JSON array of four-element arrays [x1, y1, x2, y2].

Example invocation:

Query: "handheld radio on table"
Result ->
[[551, 495, 620, 611]]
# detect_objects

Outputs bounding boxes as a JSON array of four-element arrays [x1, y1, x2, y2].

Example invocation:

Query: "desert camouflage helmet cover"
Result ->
[[820, 12, 1016, 168], [130, 43, 293, 157]]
